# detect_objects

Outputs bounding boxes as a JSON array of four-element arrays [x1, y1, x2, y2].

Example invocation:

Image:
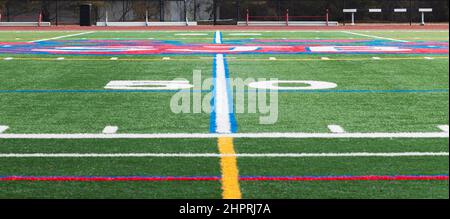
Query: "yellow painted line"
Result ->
[[218, 137, 241, 199], [3, 56, 448, 62]]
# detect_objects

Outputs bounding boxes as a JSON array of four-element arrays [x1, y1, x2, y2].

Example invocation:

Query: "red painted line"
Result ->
[[0, 176, 220, 181], [0, 175, 447, 182], [240, 175, 449, 181]]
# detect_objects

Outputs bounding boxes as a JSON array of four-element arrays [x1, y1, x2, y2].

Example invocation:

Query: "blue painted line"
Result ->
[[209, 53, 218, 133], [210, 31, 238, 133], [224, 54, 238, 133]]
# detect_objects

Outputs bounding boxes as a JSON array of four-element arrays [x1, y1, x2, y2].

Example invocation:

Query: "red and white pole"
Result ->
[[38, 12, 42, 27], [285, 9, 289, 26], [246, 9, 249, 26]]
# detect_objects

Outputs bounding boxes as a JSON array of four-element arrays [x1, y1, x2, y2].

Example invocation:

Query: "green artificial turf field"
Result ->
[[0, 30, 448, 199]]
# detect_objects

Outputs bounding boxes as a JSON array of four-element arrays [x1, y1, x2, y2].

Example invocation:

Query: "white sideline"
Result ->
[[0, 152, 447, 158], [328, 125, 346, 133], [29, 31, 95, 43], [102, 126, 118, 134], [341, 31, 408, 42], [0, 132, 448, 139], [0, 126, 9, 133]]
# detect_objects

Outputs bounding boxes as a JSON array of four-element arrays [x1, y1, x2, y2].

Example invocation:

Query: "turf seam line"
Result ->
[[0, 152, 448, 158], [1, 132, 447, 139]]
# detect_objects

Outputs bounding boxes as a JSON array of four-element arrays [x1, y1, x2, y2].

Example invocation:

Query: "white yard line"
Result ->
[[228, 33, 262, 36], [341, 31, 409, 42], [29, 31, 95, 43], [0, 132, 448, 139], [175, 33, 208, 36], [0, 152, 447, 158]]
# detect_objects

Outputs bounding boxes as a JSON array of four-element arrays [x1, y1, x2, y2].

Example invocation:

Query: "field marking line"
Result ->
[[213, 31, 241, 199], [424, 57, 434, 60], [372, 57, 381, 60], [56, 57, 65, 60], [341, 31, 409, 42], [174, 33, 208, 36], [102, 126, 118, 134], [1, 152, 448, 158], [211, 31, 236, 134], [438, 125, 449, 133], [29, 31, 96, 43], [0, 175, 447, 182], [228, 33, 262, 36], [218, 137, 242, 199], [328, 125, 346, 134], [213, 53, 232, 134], [5, 56, 449, 62], [214, 31, 222, 44], [0, 126, 9, 133], [7, 56, 449, 62], [0, 132, 448, 139], [3, 57, 13, 60]]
